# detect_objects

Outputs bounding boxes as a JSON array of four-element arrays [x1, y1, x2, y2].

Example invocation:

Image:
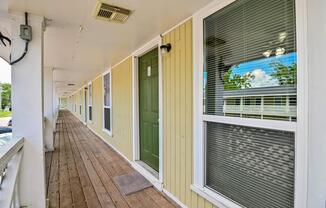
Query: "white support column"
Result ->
[[52, 86, 59, 129], [11, 13, 46, 208], [43, 67, 54, 151]]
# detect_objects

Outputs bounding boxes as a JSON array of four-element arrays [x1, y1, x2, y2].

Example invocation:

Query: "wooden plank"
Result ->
[[46, 110, 176, 208], [65, 116, 102, 208], [63, 122, 87, 208], [77, 126, 143, 208], [45, 147, 53, 192], [58, 122, 73, 208], [144, 188, 175, 208], [68, 118, 115, 208], [77, 133, 130, 208]]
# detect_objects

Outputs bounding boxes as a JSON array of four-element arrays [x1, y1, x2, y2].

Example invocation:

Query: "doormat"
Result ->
[[113, 172, 152, 195]]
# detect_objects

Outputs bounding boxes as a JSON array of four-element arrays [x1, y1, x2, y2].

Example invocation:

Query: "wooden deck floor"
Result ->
[[45, 110, 176, 208]]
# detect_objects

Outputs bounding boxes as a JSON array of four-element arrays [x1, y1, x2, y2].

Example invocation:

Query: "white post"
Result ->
[[43, 67, 54, 151], [52, 86, 59, 129], [11, 13, 46, 208]]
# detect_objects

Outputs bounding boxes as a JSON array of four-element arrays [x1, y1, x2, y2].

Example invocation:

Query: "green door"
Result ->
[[139, 48, 159, 171]]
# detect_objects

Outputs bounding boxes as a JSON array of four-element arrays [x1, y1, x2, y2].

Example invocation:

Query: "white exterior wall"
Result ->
[[307, 0, 326, 207], [11, 13, 46, 208], [43, 67, 54, 151]]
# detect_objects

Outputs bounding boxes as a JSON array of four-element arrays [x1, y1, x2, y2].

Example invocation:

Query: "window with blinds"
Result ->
[[206, 122, 295, 208], [103, 72, 112, 132], [202, 0, 297, 207], [203, 0, 297, 122], [88, 83, 93, 121]]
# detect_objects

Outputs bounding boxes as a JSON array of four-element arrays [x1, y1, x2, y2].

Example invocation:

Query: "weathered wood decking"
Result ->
[[45, 110, 176, 208]]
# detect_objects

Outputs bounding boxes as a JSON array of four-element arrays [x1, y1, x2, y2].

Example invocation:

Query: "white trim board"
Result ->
[[132, 35, 164, 184]]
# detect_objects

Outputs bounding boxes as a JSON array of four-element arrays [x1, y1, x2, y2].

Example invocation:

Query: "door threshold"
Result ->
[[137, 160, 159, 179], [132, 160, 162, 191]]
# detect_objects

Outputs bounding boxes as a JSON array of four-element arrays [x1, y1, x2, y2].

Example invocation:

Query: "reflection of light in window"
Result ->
[[276, 47, 286, 56]]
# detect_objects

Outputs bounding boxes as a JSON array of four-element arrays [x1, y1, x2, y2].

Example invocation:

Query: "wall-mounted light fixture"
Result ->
[[160, 43, 171, 55]]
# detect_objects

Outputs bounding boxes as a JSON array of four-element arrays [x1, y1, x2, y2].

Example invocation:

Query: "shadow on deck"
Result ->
[[45, 110, 176, 208]]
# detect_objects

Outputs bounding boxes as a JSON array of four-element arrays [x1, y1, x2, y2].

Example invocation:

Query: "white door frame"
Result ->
[[132, 36, 164, 190]]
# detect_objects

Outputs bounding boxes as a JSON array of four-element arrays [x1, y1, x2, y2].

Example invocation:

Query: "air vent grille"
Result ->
[[93, 2, 131, 23]]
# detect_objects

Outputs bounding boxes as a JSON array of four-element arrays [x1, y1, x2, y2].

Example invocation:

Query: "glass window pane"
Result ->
[[89, 106, 92, 121], [206, 122, 295, 208], [104, 73, 111, 106], [203, 0, 297, 122], [104, 108, 111, 131], [89, 83, 92, 106]]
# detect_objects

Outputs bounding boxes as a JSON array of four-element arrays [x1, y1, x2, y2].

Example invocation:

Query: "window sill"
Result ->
[[102, 128, 112, 137], [190, 185, 242, 208]]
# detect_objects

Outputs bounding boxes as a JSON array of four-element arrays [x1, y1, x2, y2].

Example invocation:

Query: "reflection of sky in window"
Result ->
[[203, 52, 297, 88], [232, 52, 296, 76]]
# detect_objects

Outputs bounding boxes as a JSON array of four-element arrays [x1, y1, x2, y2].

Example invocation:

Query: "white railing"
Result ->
[[0, 137, 24, 208], [224, 105, 297, 117]]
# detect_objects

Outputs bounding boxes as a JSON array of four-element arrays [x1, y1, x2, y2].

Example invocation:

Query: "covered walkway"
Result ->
[[45, 110, 176, 208]]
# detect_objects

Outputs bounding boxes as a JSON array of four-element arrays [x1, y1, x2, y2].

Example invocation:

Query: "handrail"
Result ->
[[0, 137, 24, 208]]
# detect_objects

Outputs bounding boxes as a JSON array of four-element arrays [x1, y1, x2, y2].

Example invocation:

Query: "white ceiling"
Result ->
[[7, 0, 213, 96]]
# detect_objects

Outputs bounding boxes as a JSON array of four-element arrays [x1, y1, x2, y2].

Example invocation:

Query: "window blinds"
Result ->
[[104, 108, 111, 131], [206, 122, 295, 208], [203, 0, 297, 121]]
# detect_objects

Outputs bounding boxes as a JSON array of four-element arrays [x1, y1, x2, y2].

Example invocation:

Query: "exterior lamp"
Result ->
[[160, 43, 171, 55]]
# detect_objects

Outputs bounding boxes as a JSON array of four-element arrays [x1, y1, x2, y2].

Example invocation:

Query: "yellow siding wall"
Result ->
[[163, 19, 214, 208], [87, 57, 133, 160]]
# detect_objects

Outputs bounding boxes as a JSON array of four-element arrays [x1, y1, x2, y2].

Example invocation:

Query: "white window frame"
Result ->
[[192, 0, 308, 208], [102, 69, 113, 136], [88, 82, 93, 122]]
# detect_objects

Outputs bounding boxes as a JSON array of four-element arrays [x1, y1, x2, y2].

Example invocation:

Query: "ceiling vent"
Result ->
[[93, 2, 132, 23]]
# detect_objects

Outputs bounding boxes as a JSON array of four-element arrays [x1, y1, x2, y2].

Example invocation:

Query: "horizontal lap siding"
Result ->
[[163, 19, 214, 208], [88, 58, 133, 161]]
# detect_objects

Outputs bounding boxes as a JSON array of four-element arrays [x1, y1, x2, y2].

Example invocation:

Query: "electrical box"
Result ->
[[20, 25, 32, 41]]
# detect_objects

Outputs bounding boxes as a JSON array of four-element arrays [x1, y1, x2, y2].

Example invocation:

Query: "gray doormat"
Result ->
[[113, 172, 153, 195]]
